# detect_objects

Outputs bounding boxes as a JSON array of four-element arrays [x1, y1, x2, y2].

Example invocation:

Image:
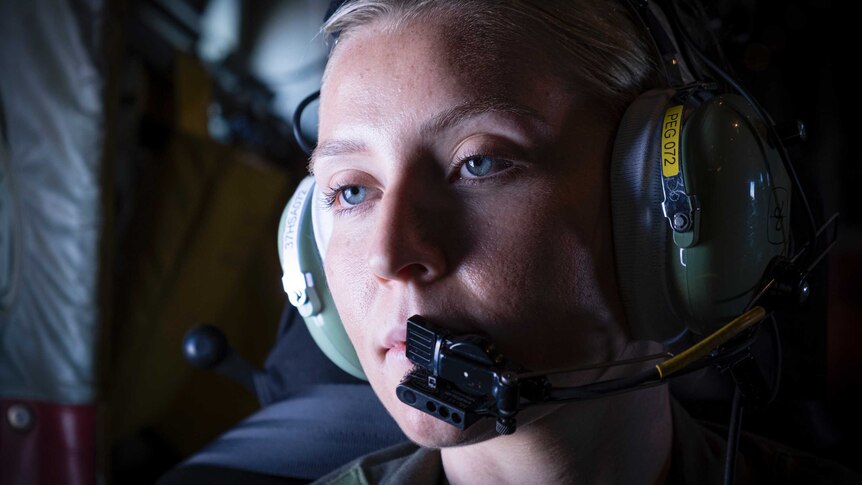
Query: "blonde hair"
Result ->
[[322, 0, 664, 115]]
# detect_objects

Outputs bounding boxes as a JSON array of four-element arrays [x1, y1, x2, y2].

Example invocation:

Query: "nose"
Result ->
[[367, 179, 449, 284]]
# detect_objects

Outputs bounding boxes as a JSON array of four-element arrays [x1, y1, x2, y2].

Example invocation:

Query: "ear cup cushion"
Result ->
[[311, 183, 333, 260], [279, 177, 366, 380], [610, 88, 686, 342]]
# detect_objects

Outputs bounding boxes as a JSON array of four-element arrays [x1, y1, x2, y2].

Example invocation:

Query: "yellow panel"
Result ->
[[661, 105, 683, 178]]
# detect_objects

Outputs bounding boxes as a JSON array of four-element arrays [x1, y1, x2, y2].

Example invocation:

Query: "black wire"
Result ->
[[669, 0, 735, 81], [668, 7, 820, 260], [559, 331, 751, 396], [723, 385, 744, 485], [542, 328, 761, 404], [546, 368, 661, 401], [767, 314, 783, 405], [292, 91, 320, 156], [621, 0, 679, 86], [660, 0, 708, 82]]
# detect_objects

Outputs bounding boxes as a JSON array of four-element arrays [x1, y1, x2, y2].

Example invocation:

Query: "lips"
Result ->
[[381, 325, 411, 368], [384, 342, 412, 370], [381, 326, 407, 351], [377, 312, 477, 372]]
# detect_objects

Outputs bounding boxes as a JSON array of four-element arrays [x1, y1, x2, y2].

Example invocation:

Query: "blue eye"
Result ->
[[463, 156, 492, 177], [340, 185, 366, 206], [459, 155, 512, 179]]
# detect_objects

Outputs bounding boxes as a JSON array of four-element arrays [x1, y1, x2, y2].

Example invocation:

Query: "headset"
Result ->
[[280, 0, 821, 376], [278, 1, 834, 482]]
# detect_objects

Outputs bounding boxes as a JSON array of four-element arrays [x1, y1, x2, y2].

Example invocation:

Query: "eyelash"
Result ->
[[321, 183, 353, 213], [320, 153, 517, 215], [450, 152, 515, 182]]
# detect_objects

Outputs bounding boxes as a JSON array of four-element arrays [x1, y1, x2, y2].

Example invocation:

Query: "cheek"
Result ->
[[456, 178, 615, 368], [323, 230, 376, 345], [459, 181, 577, 301]]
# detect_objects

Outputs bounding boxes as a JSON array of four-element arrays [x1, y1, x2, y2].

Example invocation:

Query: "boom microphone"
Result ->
[[396, 307, 766, 435]]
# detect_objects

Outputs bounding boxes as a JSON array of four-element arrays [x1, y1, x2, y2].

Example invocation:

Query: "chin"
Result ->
[[368, 368, 493, 448], [389, 402, 500, 448], [366, 349, 503, 448]]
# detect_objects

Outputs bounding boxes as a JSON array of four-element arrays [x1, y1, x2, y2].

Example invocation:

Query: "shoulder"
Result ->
[[312, 441, 443, 485], [669, 399, 861, 484], [733, 425, 861, 484]]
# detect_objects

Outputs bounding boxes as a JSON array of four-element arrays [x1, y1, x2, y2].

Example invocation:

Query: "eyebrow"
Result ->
[[309, 139, 369, 174], [308, 98, 549, 174], [422, 97, 549, 138]]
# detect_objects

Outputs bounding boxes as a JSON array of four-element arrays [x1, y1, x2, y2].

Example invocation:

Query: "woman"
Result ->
[[306, 0, 855, 483]]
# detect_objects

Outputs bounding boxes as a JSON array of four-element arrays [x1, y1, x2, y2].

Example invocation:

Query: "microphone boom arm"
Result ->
[[396, 307, 768, 435]]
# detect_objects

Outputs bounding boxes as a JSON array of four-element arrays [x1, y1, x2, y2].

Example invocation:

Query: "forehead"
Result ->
[[324, 15, 534, 90], [317, 18, 570, 140]]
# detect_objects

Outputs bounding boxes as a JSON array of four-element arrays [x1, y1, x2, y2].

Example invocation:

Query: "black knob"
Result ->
[[762, 257, 811, 310], [797, 277, 811, 305], [776, 119, 807, 146], [183, 324, 229, 369], [496, 417, 516, 435]]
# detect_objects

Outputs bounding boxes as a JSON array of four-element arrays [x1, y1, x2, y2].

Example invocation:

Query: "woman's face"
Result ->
[[312, 18, 629, 447]]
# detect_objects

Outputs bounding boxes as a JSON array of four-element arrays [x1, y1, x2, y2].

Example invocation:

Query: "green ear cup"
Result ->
[[278, 176, 366, 380], [670, 93, 791, 334], [612, 89, 791, 341]]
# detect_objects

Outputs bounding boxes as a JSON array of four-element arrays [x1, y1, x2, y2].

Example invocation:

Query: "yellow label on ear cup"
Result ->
[[661, 105, 684, 178]]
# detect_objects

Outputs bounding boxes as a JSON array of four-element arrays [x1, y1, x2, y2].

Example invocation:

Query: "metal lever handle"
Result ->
[[183, 324, 261, 395]]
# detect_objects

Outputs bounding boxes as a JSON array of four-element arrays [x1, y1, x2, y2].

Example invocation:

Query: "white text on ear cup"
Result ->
[[279, 176, 323, 317]]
